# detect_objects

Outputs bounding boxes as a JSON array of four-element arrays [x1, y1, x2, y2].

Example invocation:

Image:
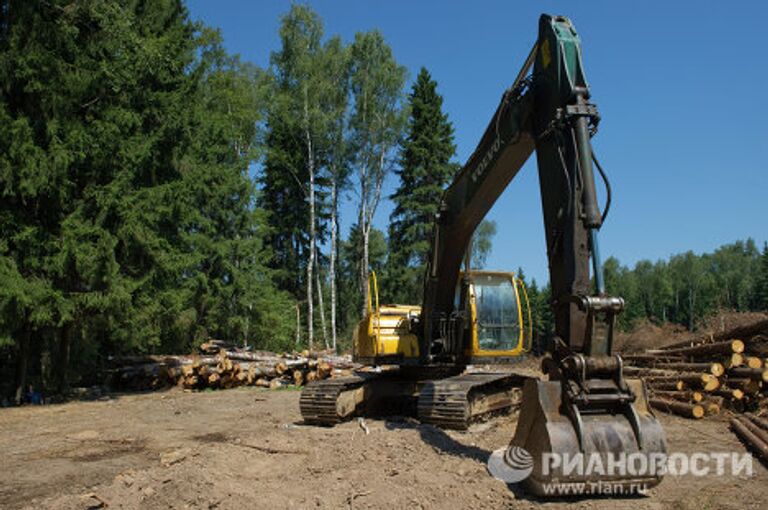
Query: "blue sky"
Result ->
[[187, 0, 767, 284]]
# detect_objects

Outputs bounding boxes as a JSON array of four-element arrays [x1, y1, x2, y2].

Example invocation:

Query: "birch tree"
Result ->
[[271, 5, 349, 349], [321, 36, 351, 351], [349, 31, 406, 314], [268, 5, 333, 349]]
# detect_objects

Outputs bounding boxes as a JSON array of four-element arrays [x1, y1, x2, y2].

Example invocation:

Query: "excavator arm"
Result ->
[[422, 14, 610, 361], [421, 14, 667, 495]]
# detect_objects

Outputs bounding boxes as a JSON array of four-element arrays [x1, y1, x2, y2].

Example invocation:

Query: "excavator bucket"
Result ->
[[510, 377, 667, 496]]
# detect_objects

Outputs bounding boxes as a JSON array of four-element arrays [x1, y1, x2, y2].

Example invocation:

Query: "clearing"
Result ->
[[0, 382, 766, 509]]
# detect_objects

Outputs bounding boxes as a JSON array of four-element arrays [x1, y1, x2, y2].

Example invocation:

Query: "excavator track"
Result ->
[[300, 373, 376, 426], [417, 372, 529, 430], [301, 369, 532, 429]]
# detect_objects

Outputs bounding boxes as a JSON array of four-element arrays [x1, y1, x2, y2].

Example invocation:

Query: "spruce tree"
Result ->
[[386, 67, 456, 304], [0, 0, 293, 396], [259, 116, 311, 297]]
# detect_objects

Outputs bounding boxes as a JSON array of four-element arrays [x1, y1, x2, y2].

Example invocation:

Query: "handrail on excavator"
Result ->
[[366, 270, 380, 342]]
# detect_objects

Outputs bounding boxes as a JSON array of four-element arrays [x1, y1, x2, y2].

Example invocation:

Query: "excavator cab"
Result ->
[[462, 271, 532, 361]]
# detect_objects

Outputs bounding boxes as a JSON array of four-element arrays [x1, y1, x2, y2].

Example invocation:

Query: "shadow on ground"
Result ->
[[385, 418, 491, 463]]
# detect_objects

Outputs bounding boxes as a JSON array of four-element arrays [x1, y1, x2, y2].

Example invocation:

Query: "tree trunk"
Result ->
[[14, 327, 30, 405], [362, 221, 370, 316], [358, 150, 387, 317], [358, 190, 368, 317], [688, 287, 695, 331], [315, 257, 329, 349], [304, 86, 315, 351], [55, 323, 72, 393], [330, 181, 338, 352], [295, 302, 301, 348]]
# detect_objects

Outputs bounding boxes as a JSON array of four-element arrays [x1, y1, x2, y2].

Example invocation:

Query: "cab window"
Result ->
[[474, 275, 521, 351]]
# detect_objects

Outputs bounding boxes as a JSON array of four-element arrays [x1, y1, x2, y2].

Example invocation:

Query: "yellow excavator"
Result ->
[[301, 14, 667, 495]]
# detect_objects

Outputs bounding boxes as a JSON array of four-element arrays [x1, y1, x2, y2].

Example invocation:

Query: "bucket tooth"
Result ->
[[510, 378, 667, 496]]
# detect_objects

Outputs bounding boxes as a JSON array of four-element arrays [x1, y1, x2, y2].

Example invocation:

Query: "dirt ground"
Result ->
[[1, 383, 766, 510]]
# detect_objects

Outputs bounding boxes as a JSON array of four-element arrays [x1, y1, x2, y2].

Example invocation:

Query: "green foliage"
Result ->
[[260, 4, 372, 350], [336, 224, 388, 345], [260, 4, 324, 297], [348, 31, 407, 180], [755, 243, 768, 310], [385, 68, 457, 304], [471, 220, 497, 269], [0, 0, 293, 397], [528, 281, 555, 353], [348, 30, 407, 314], [604, 240, 764, 331]]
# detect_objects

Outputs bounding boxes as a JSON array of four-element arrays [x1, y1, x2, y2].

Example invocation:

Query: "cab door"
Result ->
[[466, 272, 531, 360]]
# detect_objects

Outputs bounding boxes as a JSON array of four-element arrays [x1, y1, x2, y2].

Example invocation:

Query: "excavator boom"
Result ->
[[421, 15, 602, 359]]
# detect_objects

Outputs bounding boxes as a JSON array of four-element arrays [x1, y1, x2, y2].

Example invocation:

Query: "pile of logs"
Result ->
[[108, 345, 357, 391], [178, 351, 340, 390], [624, 318, 768, 420]]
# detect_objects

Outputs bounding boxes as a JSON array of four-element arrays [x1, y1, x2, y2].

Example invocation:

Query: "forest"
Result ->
[[1, 1, 767, 402]]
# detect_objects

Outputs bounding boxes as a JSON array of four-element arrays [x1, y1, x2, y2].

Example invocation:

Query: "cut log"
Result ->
[[645, 381, 683, 392], [293, 370, 305, 386], [624, 367, 684, 377], [621, 354, 686, 364], [746, 413, 768, 432], [710, 388, 745, 400], [317, 361, 332, 379], [650, 362, 725, 377], [727, 368, 768, 383], [649, 390, 703, 403], [700, 396, 724, 416], [705, 402, 721, 415], [727, 378, 762, 394], [731, 417, 768, 462], [739, 415, 768, 444], [199, 340, 237, 354], [650, 339, 744, 357], [727, 353, 744, 368], [746, 357, 764, 369], [191, 356, 219, 369], [649, 398, 704, 419], [644, 374, 719, 391], [109, 354, 217, 367]]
